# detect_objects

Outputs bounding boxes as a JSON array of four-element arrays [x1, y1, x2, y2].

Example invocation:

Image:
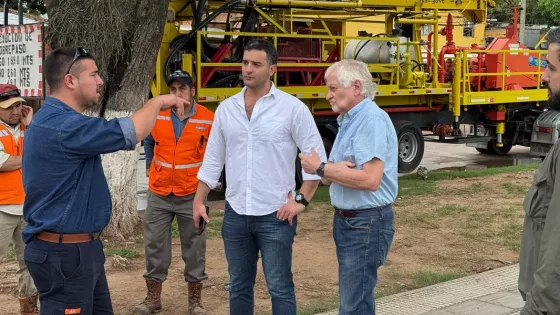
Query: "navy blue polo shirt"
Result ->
[[21, 96, 136, 243]]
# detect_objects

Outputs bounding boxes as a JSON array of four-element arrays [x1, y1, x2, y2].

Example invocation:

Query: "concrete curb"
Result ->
[[316, 264, 523, 315]]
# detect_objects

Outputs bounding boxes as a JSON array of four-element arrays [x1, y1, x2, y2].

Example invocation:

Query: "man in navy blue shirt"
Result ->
[[21, 47, 186, 314]]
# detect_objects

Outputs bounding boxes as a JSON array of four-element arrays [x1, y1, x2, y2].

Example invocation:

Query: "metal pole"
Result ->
[[18, 0, 22, 25], [512, 5, 518, 41], [3, 1, 9, 26], [519, 0, 527, 44]]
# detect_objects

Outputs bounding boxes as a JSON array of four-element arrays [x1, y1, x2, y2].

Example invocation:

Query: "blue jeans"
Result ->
[[222, 201, 298, 315], [333, 205, 394, 315], [24, 238, 112, 315]]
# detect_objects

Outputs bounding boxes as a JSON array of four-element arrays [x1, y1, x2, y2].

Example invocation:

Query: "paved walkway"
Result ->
[[317, 264, 524, 315]]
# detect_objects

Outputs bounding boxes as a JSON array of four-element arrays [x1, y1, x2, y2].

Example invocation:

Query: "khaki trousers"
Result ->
[[0, 211, 37, 297]]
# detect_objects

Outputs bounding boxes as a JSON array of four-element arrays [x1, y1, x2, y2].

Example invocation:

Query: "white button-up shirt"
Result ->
[[198, 83, 327, 216]]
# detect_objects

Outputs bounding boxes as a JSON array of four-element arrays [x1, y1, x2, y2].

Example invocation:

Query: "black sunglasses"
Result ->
[[65, 48, 89, 75], [0, 89, 21, 102], [170, 70, 192, 79]]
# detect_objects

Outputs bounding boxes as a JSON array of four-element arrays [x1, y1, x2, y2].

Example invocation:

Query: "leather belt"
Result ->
[[36, 231, 100, 244], [334, 204, 392, 218], [335, 210, 359, 218]]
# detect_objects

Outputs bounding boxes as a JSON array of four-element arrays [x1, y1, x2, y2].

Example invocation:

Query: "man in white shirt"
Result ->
[[193, 39, 327, 314], [0, 84, 37, 314]]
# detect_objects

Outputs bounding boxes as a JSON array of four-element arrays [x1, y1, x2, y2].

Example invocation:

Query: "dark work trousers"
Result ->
[[143, 191, 207, 283], [24, 237, 112, 315]]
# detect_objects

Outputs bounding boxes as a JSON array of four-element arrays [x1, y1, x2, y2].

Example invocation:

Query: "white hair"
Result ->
[[325, 59, 377, 99]]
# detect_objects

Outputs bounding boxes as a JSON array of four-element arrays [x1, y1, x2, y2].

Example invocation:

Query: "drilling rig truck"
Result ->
[[150, 0, 553, 187]]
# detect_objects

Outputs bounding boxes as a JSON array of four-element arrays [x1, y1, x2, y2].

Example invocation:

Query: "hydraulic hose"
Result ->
[[163, 0, 243, 83]]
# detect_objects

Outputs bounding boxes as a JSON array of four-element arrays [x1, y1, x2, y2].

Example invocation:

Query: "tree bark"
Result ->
[[100, 110, 139, 239], [45, 0, 171, 239]]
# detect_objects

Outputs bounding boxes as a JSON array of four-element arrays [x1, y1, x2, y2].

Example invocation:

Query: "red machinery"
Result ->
[[482, 38, 542, 90], [434, 6, 543, 92]]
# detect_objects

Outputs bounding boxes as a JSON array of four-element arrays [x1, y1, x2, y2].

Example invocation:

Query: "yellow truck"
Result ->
[[151, 0, 551, 185]]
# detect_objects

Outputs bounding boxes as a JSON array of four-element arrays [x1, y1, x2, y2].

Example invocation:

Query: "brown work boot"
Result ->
[[19, 293, 38, 315], [188, 282, 207, 315], [132, 280, 162, 314]]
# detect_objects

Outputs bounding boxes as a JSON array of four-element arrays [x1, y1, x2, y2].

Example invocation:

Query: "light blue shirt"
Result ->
[[328, 98, 398, 209]]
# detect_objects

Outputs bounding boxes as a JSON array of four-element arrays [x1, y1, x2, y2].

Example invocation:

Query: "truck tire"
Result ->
[[394, 120, 424, 173], [487, 140, 513, 155], [295, 136, 333, 189]]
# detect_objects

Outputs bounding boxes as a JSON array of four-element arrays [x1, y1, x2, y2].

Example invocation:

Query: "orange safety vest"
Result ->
[[0, 123, 25, 204], [149, 104, 214, 197]]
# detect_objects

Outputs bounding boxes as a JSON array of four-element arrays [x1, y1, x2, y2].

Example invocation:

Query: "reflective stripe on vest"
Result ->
[[175, 161, 203, 169], [157, 115, 171, 120], [154, 159, 202, 170], [189, 119, 213, 125], [154, 158, 173, 168]]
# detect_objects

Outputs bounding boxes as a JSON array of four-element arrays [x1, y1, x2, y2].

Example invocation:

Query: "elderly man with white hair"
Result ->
[[300, 59, 398, 315]]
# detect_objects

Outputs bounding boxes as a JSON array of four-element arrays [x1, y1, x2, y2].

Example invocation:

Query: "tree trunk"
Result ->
[[45, 0, 171, 239], [99, 110, 139, 239]]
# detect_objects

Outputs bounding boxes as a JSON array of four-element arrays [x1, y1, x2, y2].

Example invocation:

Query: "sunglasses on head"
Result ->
[[170, 70, 192, 79], [66, 48, 90, 75], [0, 89, 21, 102]]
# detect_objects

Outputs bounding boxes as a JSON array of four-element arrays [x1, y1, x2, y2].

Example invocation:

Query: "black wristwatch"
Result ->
[[316, 162, 326, 177], [294, 193, 309, 207]]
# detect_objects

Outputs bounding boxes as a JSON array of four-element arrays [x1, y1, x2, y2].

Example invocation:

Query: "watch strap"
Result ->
[[295, 193, 309, 207], [316, 162, 326, 177]]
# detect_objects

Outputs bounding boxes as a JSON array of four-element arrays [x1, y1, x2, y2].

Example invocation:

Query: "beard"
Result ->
[[86, 100, 99, 109], [549, 88, 560, 110], [7, 115, 20, 126], [330, 102, 340, 113], [77, 85, 101, 110]]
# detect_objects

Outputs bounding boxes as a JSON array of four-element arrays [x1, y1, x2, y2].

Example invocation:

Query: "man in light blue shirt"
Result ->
[[300, 59, 398, 315]]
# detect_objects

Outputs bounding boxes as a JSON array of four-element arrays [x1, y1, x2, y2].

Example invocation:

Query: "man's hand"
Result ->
[[298, 147, 323, 175], [21, 105, 33, 126], [277, 192, 305, 226], [158, 94, 187, 119], [146, 168, 150, 177], [193, 199, 210, 229]]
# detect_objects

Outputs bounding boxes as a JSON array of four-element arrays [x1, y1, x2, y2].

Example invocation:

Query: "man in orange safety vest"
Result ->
[[133, 71, 214, 315], [0, 84, 38, 314]]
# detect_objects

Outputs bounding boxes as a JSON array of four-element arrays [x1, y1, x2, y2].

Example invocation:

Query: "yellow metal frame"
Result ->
[[195, 30, 435, 103], [153, 0, 547, 121]]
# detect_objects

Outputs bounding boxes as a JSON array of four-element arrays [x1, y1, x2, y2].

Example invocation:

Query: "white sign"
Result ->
[[0, 23, 44, 97], [509, 43, 519, 55]]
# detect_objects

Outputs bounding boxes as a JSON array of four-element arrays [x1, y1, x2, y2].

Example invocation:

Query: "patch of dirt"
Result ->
[[0, 170, 535, 314]]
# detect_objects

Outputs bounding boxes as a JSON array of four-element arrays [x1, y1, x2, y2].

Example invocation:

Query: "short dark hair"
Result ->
[[546, 28, 560, 61], [243, 39, 278, 66], [44, 47, 95, 92]]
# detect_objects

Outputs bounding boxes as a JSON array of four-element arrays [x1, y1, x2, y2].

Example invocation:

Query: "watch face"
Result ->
[[295, 194, 302, 201]]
